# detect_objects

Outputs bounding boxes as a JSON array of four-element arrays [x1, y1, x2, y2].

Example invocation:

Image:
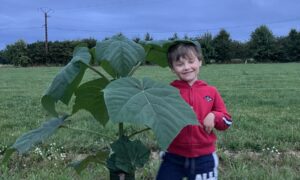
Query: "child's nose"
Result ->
[[183, 63, 190, 69]]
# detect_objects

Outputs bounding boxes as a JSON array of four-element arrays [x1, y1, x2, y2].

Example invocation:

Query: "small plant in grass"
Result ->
[[32, 143, 66, 161], [2, 35, 199, 179], [262, 146, 281, 155], [0, 144, 8, 155]]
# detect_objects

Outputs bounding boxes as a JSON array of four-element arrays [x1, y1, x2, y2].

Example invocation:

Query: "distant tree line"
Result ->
[[0, 38, 96, 66], [0, 25, 299, 66]]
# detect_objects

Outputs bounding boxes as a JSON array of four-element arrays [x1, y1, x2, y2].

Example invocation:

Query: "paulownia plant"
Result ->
[[2, 35, 199, 179]]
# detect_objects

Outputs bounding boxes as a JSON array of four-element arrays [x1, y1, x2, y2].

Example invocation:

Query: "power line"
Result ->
[[53, 0, 159, 12], [45, 16, 300, 35], [0, 26, 42, 30], [147, 17, 300, 34], [49, 27, 113, 33]]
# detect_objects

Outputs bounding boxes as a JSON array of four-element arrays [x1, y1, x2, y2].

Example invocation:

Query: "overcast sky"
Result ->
[[1, 0, 300, 50]]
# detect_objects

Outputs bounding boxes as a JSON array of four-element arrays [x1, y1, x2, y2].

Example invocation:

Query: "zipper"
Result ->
[[188, 86, 193, 154], [189, 86, 194, 107]]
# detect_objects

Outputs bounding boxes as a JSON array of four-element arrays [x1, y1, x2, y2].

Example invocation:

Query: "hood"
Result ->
[[171, 80, 207, 89]]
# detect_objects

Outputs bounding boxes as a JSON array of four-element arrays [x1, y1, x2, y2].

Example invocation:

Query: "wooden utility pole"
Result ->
[[44, 12, 49, 55], [39, 8, 53, 56]]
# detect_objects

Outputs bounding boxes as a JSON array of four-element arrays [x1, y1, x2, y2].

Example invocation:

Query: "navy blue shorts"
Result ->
[[156, 152, 219, 180]]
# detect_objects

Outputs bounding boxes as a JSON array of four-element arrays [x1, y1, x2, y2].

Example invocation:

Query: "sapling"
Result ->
[[3, 35, 199, 179]]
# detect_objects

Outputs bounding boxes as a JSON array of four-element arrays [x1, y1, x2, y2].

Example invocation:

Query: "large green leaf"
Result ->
[[69, 150, 109, 174], [2, 116, 67, 164], [140, 39, 201, 68], [107, 137, 150, 174], [100, 60, 117, 78], [95, 35, 145, 77], [72, 78, 109, 126], [141, 40, 169, 67], [13, 116, 67, 154], [103, 77, 199, 150], [41, 46, 91, 117]]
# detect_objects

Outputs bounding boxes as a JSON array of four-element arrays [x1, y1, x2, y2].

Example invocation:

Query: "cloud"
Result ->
[[0, 0, 300, 49]]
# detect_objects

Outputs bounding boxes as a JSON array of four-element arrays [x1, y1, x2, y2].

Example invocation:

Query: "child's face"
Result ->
[[171, 52, 201, 86]]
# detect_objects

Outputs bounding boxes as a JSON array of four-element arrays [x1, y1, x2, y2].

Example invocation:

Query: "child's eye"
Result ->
[[188, 59, 195, 63], [175, 63, 183, 67]]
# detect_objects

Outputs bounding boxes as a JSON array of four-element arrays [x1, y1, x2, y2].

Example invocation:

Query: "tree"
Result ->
[[81, 38, 97, 48], [27, 41, 47, 65], [144, 32, 153, 41], [183, 34, 191, 40], [0, 50, 9, 64], [48, 41, 73, 65], [249, 25, 276, 62], [285, 29, 300, 62], [168, 33, 179, 40], [132, 37, 141, 43], [272, 36, 289, 62], [229, 40, 249, 61], [3, 39, 31, 66], [213, 29, 232, 63], [0, 56, 9, 64], [196, 33, 216, 64]]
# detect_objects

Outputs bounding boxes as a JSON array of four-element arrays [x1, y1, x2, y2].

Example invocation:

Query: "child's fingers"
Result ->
[[205, 126, 212, 134]]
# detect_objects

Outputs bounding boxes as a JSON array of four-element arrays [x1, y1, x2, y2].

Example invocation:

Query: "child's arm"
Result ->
[[211, 88, 232, 131]]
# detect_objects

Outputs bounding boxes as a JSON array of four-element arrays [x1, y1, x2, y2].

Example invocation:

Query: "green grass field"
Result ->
[[0, 63, 300, 179]]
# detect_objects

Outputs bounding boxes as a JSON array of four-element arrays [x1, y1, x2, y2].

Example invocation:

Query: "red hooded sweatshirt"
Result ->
[[167, 80, 232, 157]]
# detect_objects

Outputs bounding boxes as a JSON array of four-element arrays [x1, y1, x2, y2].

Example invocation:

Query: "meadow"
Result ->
[[0, 63, 299, 179]]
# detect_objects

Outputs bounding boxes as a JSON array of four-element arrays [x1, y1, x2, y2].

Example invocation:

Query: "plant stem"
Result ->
[[145, 46, 151, 57], [61, 125, 115, 140], [128, 127, 151, 138], [85, 63, 110, 81], [128, 61, 142, 77], [119, 123, 124, 137]]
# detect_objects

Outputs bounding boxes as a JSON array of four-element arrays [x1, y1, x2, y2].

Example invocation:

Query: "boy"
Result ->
[[156, 41, 232, 180]]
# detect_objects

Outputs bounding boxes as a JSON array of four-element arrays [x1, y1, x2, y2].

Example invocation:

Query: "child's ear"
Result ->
[[199, 60, 202, 67]]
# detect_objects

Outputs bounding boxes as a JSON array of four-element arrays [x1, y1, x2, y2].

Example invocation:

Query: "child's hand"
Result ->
[[203, 112, 215, 134]]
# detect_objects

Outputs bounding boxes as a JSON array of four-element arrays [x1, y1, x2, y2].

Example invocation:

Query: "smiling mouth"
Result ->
[[182, 71, 193, 74]]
